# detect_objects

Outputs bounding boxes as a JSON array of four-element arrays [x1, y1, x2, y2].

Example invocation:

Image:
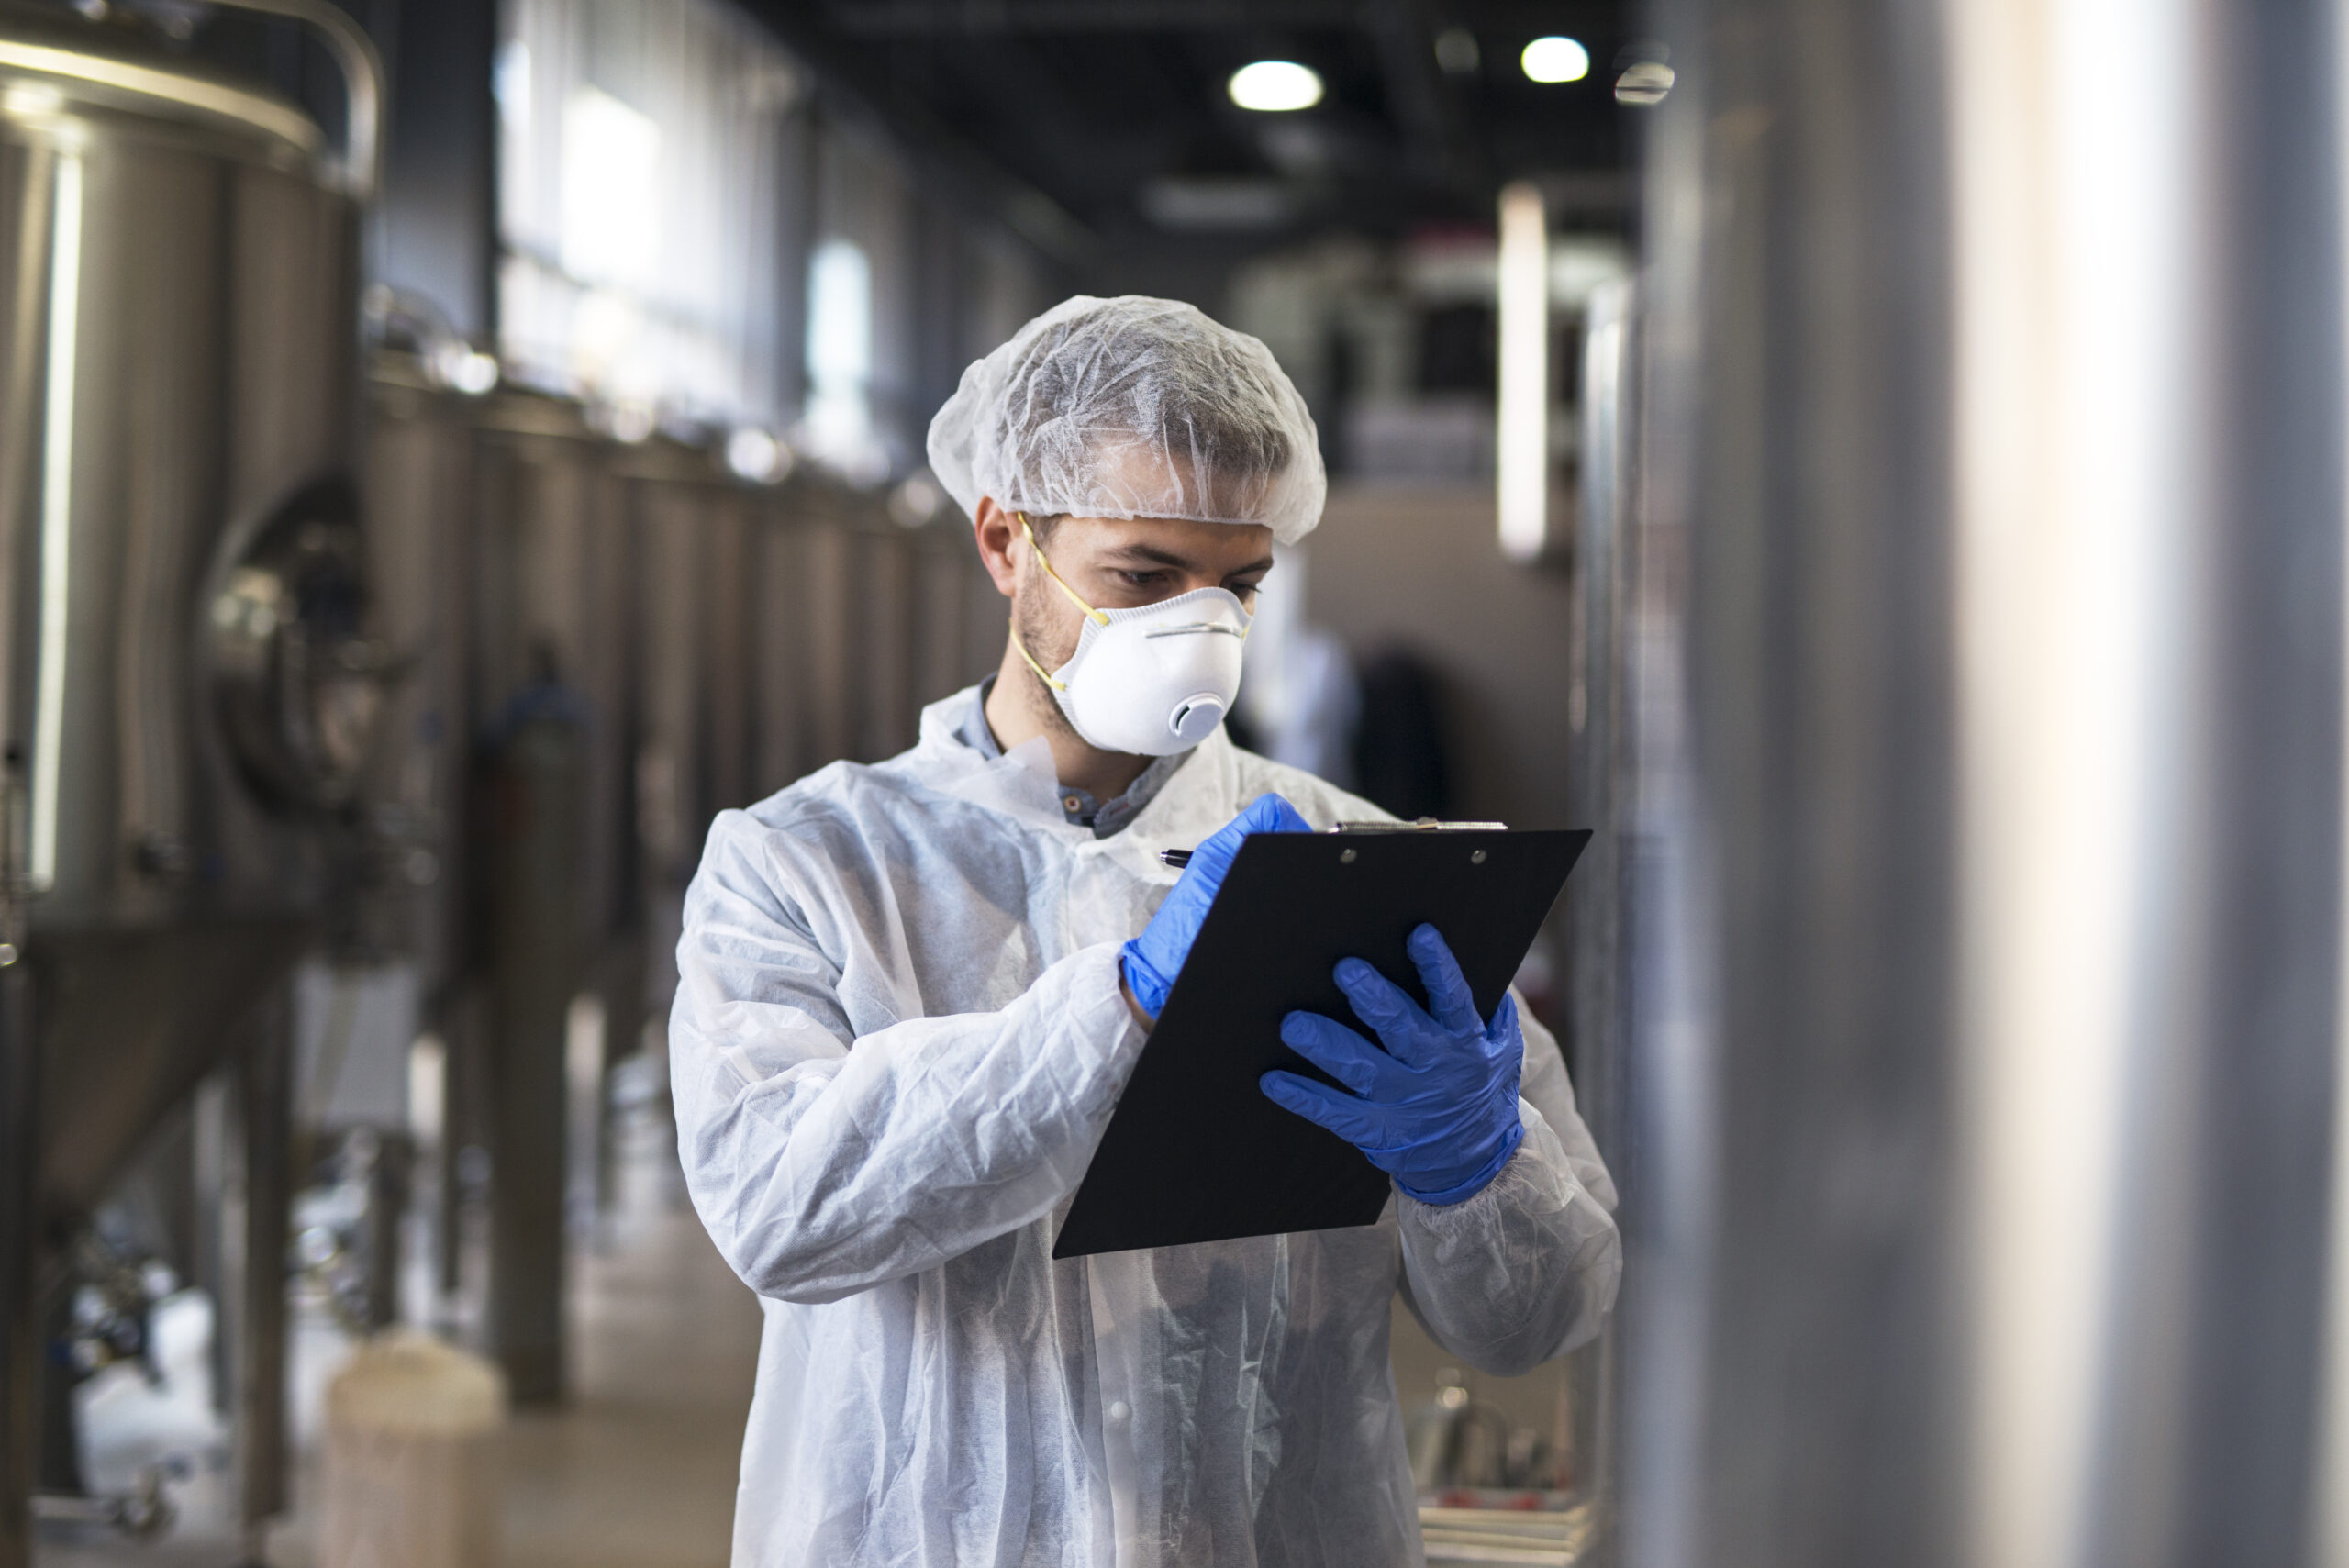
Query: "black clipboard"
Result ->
[[1052, 825, 1590, 1259]]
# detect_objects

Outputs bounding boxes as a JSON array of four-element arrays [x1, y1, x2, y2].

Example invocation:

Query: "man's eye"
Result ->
[[1119, 571, 1167, 587]]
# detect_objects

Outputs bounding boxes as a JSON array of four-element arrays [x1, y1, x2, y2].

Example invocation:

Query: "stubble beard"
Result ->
[[1013, 573, 1088, 747]]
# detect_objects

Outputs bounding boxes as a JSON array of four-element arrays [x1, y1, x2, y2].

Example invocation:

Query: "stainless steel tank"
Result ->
[[0, 2, 383, 1556], [0, 0, 383, 1203], [1621, 3, 2349, 1565]]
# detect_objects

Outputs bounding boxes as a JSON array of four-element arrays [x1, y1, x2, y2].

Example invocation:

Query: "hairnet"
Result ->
[[927, 295, 1327, 546]]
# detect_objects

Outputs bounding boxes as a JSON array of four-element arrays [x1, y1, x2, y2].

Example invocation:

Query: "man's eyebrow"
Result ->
[[1101, 545, 1277, 575]]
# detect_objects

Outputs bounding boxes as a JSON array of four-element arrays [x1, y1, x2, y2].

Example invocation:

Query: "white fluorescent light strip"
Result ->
[[1496, 182, 1549, 562], [30, 151, 81, 891], [1228, 60, 1321, 112]]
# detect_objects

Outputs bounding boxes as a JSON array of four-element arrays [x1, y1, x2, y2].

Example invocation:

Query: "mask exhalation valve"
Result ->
[[1169, 694, 1227, 744]]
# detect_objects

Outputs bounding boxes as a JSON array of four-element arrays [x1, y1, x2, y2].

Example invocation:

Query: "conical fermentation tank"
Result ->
[[0, 21, 389, 1558], [0, 2, 384, 1553], [0, 0, 383, 1207]]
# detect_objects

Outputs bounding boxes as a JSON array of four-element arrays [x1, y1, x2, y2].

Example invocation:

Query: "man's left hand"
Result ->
[[1260, 923, 1526, 1207]]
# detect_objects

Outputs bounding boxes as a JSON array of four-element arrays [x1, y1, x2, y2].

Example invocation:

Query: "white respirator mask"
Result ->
[[1008, 513, 1252, 757]]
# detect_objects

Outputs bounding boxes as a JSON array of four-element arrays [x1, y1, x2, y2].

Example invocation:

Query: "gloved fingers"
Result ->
[[1205, 792, 1309, 852], [1486, 989, 1521, 1050], [1279, 1010, 1396, 1099], [1333, 957, 1436, 1062], [1260, 1071, 1387, 1148], [1119, 943, 1174, 1019], [1243, 792, 1314, 835], [1184, 792, 1309, 884], [1407, 923, 1483, 1037]]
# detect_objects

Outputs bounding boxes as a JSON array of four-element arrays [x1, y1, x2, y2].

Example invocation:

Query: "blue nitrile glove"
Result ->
[[1120, 793, 1312, 1019], [1260, 923, 1526, 1205]]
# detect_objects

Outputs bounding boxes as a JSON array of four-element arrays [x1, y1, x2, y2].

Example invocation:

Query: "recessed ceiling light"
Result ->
[[1615, 61, 1675, 106], [1433, 28, 1480, 74], [1520, 36, 1590, 84], [1229, 60, 1324, 113]]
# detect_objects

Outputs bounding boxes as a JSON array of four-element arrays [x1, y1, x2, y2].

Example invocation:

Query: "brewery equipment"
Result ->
[[0, 2, 384, 1560], [1618, 4, 2349, 1564], [359, 348, 1001, 1402]]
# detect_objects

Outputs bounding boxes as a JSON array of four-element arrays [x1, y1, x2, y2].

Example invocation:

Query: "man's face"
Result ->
[[1013, 513, 1275, 731]]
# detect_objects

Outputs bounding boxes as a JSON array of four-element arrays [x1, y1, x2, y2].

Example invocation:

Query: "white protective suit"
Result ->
[[670, 690, 1622, 1567]]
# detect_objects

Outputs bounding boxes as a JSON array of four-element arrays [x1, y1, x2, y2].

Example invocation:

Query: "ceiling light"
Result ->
[[1228, 61, 1323, 113], [1433, 28, 1480, 74], [1520, 36, 1590, 84], [1615, 61, 1675, 106], [1497, 182, 1552, 562]]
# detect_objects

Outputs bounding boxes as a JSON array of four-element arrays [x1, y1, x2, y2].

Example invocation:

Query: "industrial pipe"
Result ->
[[208, 0, 385, 200]]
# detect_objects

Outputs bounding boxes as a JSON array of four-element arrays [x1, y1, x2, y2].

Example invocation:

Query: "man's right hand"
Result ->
[[1120, 794, 1311, 1023]]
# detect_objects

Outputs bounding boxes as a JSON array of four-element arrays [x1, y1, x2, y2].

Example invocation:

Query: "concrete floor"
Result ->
[[37, 1131, 763, 1568], [38, 1109, 1580, 1568], [496, 1159, 762, 1568]]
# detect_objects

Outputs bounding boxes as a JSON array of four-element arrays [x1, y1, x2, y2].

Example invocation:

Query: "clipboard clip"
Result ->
[[1158, 817, 1509, 868]]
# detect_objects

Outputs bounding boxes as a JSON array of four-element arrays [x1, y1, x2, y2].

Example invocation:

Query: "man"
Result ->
[[671, 295, 1620, 1566]]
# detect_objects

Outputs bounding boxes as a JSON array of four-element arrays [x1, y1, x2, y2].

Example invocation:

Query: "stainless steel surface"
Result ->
[[0, 0, 372, 1176], [855, 528, 918, 762], [206, 0, 383, 200], [485, 706, 584, 1404], [1564, 275, 1638, 1565], [228, 991, 294, 1537], [0, 2, 360, 932], [208, 477, 388, 814], [33, 920, 312, 1216], [0, 968, 29, 1565], [0, 35, 317, 159], [1620, 2, 1967, 1560], [0, 7, 383, 1557], [0, 0, 378, 197], [1625, 4, 2349, 1567], [1948, 6, 2345, 1562], [359, 364, 995, 1396]]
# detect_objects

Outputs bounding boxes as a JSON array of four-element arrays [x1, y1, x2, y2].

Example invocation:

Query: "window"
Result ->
[[497, 0, 799, 431], [799, 238, 882, 481]]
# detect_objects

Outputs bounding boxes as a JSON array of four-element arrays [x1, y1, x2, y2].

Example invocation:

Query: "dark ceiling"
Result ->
[[743, 0, 1642, 292]]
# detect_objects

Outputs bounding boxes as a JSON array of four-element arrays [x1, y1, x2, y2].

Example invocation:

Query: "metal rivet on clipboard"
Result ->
[[1155, 817, 1509, 871]]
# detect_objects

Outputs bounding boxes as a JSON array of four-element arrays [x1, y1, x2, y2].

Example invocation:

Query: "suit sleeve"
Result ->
[[668, 810, 1145, 1305], [1395, 1001, 1622, 1375]]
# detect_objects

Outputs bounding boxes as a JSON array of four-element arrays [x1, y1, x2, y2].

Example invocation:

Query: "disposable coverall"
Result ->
[[670, 688, 1621, 1567]]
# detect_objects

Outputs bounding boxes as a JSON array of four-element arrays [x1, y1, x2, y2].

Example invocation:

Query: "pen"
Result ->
[[1158, 849, 1192, 869]]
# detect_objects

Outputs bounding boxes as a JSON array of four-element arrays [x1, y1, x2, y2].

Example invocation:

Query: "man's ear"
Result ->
[[973, 497, 1019, 599]]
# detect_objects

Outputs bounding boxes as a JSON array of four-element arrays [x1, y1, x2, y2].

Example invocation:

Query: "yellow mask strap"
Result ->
[[1020, 513, 1110, 628], [1008, 623, 1066, 692]]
